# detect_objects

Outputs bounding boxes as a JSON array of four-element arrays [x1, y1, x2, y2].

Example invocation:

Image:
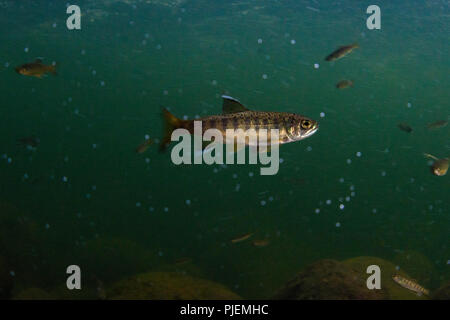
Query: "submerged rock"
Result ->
[[342, 256, 428, 300], [107, 271, 241, 300], [273, 259, 384, 300], [432, 281, 450, 300], [393, 250, 436, 287]]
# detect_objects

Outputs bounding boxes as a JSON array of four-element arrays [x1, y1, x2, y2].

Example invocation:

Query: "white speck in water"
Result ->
[[4, 62, 9, 68], [346, 159, 352, 164], [257, 38, 262, 44], [10, 271, 15, 277], [410, 177, 415, 183], [136, 202, 141, 207], [350, 185, 355, 191], [91, 185, 97, 191], [339, 204, 345, 210], [260, 200, 266, 206], [336, 222, 341, 228], [279, 158, 284, 164], [213, 168, 218, 173], [290, 39, 296, 45], [62, 176, 68, 183], [326, 199, 332, 205], [265, 55, 270, 60], [372, 208, 377, 214], [92, 144, 97, 149], [356, 151, 362, 157], [144, 33, 150, 38], [447, 260, 450, 265], [158, 251, 163, 257], [163, 90, 168, 95], [319, 112, 325, 117], [315, 208, 320, 214], [345, 196, 350, 202], [314, 63, 320, 69], [81, 49, 86, 55], [407, 102, 412, 108], [249, 172, 254, 177], [52, 23, 57, 28], [268, 196, 274, 201], [232, 173, 238, 179], [144, 134, 150, 140], [129, 20, 135, 25], [351, 191, 356, 197], [7, 157, 12, 164], [339, 178, 344, 183], [306, 146, 312, 152], [86, 193, 91, 199], [235, 184, 240, 192], [262, 74, 268, 80], [145, 158, 150, 164], [156, 44, 162, 50], [182, 115, 188, 120], [100, 81, 105, 86], [381, 171, 386, 177], [92, 70, 97, 76], [142, 40, 147, 45], [395, 265, 400, 270], [45, 223, 50, 230], [164, 207, 169, 212], [149, 207, 154, 212], [211, 80, 217, 86], [185, 199, 191, 205], [24, 47, 29, 53]]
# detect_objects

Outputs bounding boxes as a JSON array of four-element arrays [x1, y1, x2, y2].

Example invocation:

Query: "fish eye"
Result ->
[[301, 120, 312, 129]]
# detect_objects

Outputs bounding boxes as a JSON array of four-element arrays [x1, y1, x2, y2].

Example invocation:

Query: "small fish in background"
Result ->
[[252, 239, 270, 247], [325, 43, 359, 61], [423, 153, 449, 176], [17, 135, 40, 148], [392, 274, 429, 296], [231, 232, 254, 244], [427, 120, 448, 130], [15, 59, 57, 78], [135, 138, 153, 154], [174, 257, 192, 266], [397, 123, 413, 133], [336, 80, 354, 89]]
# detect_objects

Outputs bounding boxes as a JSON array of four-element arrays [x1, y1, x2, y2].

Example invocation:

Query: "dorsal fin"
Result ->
[[222, 95, 249, 114]]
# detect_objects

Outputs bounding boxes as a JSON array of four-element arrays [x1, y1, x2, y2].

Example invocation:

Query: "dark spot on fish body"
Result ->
[[232, 117, 239, 129]]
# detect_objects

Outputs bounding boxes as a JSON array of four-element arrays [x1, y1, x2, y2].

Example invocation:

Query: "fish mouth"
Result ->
[[303, 123, 319, 138]]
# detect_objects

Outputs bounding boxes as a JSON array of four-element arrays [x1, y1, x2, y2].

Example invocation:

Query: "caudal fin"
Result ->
[[160, 108, 182, 152]]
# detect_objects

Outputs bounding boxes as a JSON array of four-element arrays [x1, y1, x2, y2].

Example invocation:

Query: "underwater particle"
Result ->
[[265, 55, 270, 60], [407, 102, 412, 108], [149, 207, 154, 212], [213, 168, 218, 173], [326, 199, 332, 205], [235, 184, 240, 192], [232, 173, 238, 179], [145, 158, 150, 164], [10, 271, 15, 277], [23, 173, 29, 179], [315, 208, 320, 214], [339, 178, 344, 183], [136, 202, 141, 207], [249, 172, 254, 177], [62, 176, 68, 183], [346, 158, 352, 164], [211, 80, 217, 86], [144, 134, 150, 140], [410, 177, 415, 183], [345, 196, 350, 202], [144, 33, 150, 38], [306, 146, 312, 152], [129, 20, 135, 25], [92, 70, 96, 76], [349, 185, 355, 191], [356, 151, 362, 157], [2, 154, 7, 159], [81, 49, 86, 55], [194, 115, 200, 119], [257, 38, 262, 44], [260, 200, 266, 206], [164, 207, 169, 212], [262, 74, 268, 80], [142, 40, 147, 45], [64, 156, 69, 162], [339, 204, 345, 210], [447, 260, 450, 265], [268, 196, 274, 201], [158, 251, 163, 257], [335, 222, 341, 228], [86, 193, 91, 199], [92, 185, 97, 191], [24, 47, 29, 53], [338, 197, 343, 202], [7, 157, 12, 164], [372, 208, 377, 214], [182, 115, 188, 120], [381, 171, 386, 177], [350, 191, 355, 197], [314, 63, 320, 69], [185, 199, 191, 205], [395, 265, 400, 271], [290, 39, 296, 45], [156, 44, 162, 50], [163, 90, 168, 95], [320, 112, 325, 117], [52, 22, 57, 28], [279, 158, 284, 164], [100, 81, 105, 86], [4, 62, 9, 68], [45, 223, 50, 230], [92, 143, 97, 149]]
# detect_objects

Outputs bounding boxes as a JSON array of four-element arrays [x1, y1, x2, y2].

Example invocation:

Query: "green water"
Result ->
[[0, 0, 448, 299]]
